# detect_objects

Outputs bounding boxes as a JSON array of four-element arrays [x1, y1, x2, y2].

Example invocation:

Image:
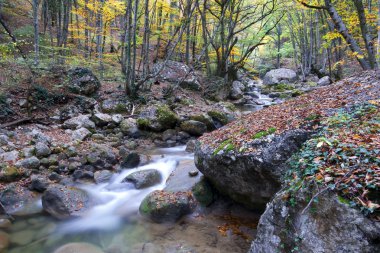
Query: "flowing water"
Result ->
[[2, 146, 259, 253]]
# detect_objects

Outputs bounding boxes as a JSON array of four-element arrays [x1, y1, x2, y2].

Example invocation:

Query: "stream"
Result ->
[[2, 146, 259, 253]]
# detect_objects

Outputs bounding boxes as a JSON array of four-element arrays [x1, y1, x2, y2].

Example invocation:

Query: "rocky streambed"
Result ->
[[0, 146, 259, 253]]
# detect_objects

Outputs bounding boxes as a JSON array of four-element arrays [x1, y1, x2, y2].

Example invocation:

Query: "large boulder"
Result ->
[[153, 60, 201, 91], [263, 68, 298, 85], [137, 104, 179, 132], [42, 184, 90, 219], [123, 169, 162, 189], [250, 189, 380, 253], [67, 67, 101, 96], [139, 190, 195, 223], [203, 77, 230, 101], [194, 129, 310, 209]]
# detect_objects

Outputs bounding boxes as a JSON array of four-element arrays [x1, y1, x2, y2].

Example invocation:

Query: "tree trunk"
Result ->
[[33, 0, 40, 66], [324, 0, 371, 70], [142, 0, 150, 78], [353, 0, 377, 69]]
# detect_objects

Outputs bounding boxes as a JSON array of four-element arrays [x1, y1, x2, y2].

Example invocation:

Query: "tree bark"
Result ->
[[33, 0, 40, 66]]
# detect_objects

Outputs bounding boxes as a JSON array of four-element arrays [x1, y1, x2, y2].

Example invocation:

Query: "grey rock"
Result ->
[[30, 129, 52, 144], [137, 104, 179, 132], [16, 156, 40, 170], [0, 184, 34, 214], [111, 114, 123, 124], [153, 60, 201, 91], [34, 142, 51, 158], [22, 147, 34, 158], [194, 129, 310, 209], [91, 113, 112, 127], [0, 135, 9, 146], [230, 81, 245, 100], [63, 115, 95, 130], [121, 153, 140, 168], [317, 76, 332, 86], [42, 184, 90, 219], [72, 127, 92, 141], [94, 170, 113, 184], [53, 242, 105, 253], [263, 68, 298, 85], [250, 189, 380, 253], [180, 120, 207, 136], [139, 190, 195, 223], [73, 170, 94, 181], [185, 140, 197, 153], [29, 176, 49, 192], [101, 98, 130, 113], [120, 118, 139, 136], [203, 77, 229, 101], [0, 151, 19, 163], [162, 129, 176, 141], [124, 169, 162, 189], [0, 231, 9, 252], [67, 67, 101, 96]]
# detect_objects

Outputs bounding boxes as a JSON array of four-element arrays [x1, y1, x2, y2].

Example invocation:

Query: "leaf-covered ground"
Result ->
[[200, 71, 380, 154], [287, 102, 380, 219]]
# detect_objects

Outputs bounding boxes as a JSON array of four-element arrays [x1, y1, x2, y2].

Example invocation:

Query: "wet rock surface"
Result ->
[[195, 129, 310, 209], [42, 184, 90, 219], [250, 189, 380, 253]]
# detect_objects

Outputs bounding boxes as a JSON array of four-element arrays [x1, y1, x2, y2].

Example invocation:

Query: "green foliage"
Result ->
[[156, 105, 178, 129], [137, 118, 151, 130], [252, 127, 277, 139], [213, 139, 234, 155], [285, 103, 380, 217]]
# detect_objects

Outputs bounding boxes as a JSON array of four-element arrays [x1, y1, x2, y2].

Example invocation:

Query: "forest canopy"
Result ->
[[0, 0, 379, 96]]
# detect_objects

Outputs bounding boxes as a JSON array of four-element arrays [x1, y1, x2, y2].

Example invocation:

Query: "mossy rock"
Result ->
[[207, 111, 229, 126], [0, 165, 23, 182], [156, 105, 179, 130], [139, 190, 195, 223], [190, 114, 215, 131], [192, 179, 215, 206], [136, 118, 151, 130]]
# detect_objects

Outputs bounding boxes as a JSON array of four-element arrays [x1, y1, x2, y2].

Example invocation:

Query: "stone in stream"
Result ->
[[139, 190, 196, 223], [29, 175, 49, 192], [120, 153, 140, 168], [53, 242, 105, 253], [94, 170, 113, 184], [42, 184, 90, 219], [123, 169, 162, 189], [0, 231, 9, 252], [230, 80, 245, 100], [0, 184, 35, 214], [0, 219, 11, 229], [9, 230, 35, 246]]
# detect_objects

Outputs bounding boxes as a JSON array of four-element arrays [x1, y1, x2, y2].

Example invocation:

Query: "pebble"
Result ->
[[189, 170, 199, 177]]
